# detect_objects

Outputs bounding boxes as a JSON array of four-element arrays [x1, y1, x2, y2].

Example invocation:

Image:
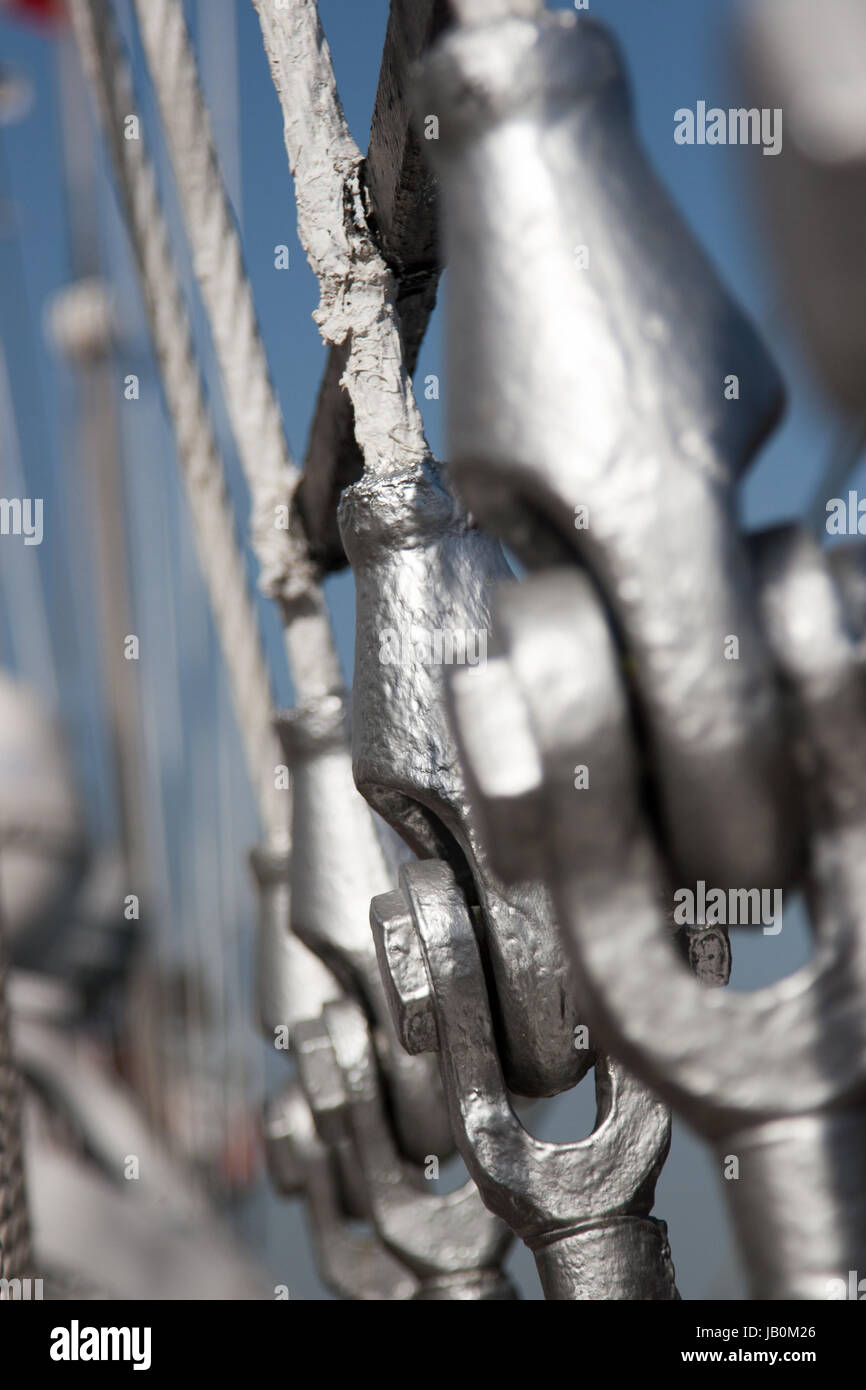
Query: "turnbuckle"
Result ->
[[371, 861, 679, 1300]]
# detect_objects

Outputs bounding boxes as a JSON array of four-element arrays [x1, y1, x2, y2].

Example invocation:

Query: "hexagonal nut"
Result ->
[[293, 1016, 351, 1145], [370, 890, 439, 1056], [447, 657, 548, 884], [262, 1083, 313, 1196]]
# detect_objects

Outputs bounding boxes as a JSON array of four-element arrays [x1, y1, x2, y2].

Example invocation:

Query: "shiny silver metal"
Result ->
[[339, 459, 587, 1098], [372, 859, 678, 1300], [419, 7, 797, 894], [249, 842, 341, 1043], [828, 540, 866, 639], [740, 0, 866, 413], [249, 837, 373, 1224], [451, 536, 866, 1300], [275, 692, 452, 1161], [264, 1080, 418, 1301], [296, 998, 518, 1300]]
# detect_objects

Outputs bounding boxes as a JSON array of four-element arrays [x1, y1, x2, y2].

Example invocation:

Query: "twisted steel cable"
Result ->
[[251, 0, 431, 484], [69, 0, 285, 841], [0, 936, 31, 1283], [132, 0, 341, 703]]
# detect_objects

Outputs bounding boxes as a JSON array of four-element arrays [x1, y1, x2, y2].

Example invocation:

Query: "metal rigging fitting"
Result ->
[[371, 860, 679, 1300], [249, 841, 370, 1222], [417, 6, 798, 894], [275, 692, 453, 1162], [294, 998, 518, 1300], [450, 532, 866, 1299], [249, 841, 341, 1046], [827, 540, 866, 641], [740, 0, 866, 415], [252, 844, 414, 1289], [264, 1080, 418, 1301], [338, 458, 587, 1098]]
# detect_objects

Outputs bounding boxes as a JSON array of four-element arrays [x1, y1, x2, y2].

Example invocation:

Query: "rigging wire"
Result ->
[[132, 0, 342, 705], [68, 0, 286, 845]]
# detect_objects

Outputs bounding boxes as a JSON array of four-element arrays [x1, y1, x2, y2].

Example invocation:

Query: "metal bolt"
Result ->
[[370, 891, 438, 1056], [262, 1084, 310, 1198]]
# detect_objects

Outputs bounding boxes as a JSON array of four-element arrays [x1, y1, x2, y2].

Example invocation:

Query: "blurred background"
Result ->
[[0, 0, 846, 1298]]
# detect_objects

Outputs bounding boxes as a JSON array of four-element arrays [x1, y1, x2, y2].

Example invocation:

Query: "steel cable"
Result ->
[[132, 0, 341, 703], [0, 924, 31, 1282], [68, 0, 285, 843], [251, 0, 431, 484]]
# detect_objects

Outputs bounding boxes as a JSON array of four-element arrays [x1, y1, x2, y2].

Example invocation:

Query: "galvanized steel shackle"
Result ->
[[293, 998, 517, 1300], [249, 842, 374, 1224], [275, 692, 453, 1164], [264, 1080, 418, 1301], [452, 531, 866, 1299], [417, 4, 797, 894], [371, 860, 679, 1300], [338, 459, 587, 1099], [249, 841, 341, 1047]]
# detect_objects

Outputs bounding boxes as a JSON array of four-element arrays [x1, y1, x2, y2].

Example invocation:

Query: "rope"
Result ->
[[0, 931, 31, 1283], [69, 0, 286, 842], [132, 0, 341, 703], [251, 0, 431, 483]]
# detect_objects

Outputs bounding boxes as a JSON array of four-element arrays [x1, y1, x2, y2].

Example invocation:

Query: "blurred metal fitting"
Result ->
[[248, 841, 340, 1042], [739, 0, 866, 412], [467, 535, 866, 1298], [0, 675, 88, 960], [275, 692, 453, 1163], [268, 1029, 367, 1227], [262, 1080, 418, 1301], [827, 539, 866, 641], [299, 1000, 518, 1300], [47, 277, 115, 366], [418, 9, 797, 894], [248, 840, 367, 1217]]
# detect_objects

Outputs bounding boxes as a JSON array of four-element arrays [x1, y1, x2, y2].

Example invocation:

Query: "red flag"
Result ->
[[2, 0, 66, 29]]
